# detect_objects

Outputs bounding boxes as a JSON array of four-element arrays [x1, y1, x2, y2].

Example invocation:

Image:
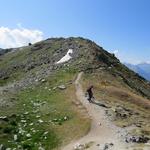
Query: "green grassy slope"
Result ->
[[0, 68, 90, 149]]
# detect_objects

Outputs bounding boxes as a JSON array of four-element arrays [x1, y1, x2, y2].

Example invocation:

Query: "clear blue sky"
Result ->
[[0, 0, 150, 64]]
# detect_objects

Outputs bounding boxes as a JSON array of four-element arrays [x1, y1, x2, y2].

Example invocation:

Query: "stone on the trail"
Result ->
[[109, 143, 114, 146], [58, 85, 66, 90], [98, 122, 101, 126], [103, 145, 108, 150], [102, 143, 114, 150], [146, 141, 150, 145], [14, 135, 17, 141], [35, 79, 39, 82], [6, 148, 11, 150], [53, 87, 57, 90], [73, 143, 85, 150]]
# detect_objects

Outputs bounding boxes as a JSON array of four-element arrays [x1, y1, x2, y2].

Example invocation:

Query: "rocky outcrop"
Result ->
[[126, 135, 149, 143]]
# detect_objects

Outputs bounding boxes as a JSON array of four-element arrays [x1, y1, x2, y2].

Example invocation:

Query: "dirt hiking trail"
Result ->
[[62, 72, 128, 150]]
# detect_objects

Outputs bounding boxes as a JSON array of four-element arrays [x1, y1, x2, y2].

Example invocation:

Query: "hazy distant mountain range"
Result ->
[[125, 63, 150, 81]]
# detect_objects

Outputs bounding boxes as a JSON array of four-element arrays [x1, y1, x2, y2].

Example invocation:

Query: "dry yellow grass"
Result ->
[[81, 71, 150, 142]]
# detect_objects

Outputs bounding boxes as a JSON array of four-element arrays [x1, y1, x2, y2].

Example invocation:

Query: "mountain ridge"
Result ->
[[0, 37, 150, 98], [0, 37, 150, 149]]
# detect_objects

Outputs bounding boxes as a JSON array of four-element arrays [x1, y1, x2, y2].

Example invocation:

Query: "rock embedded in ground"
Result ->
[[26, 133, 31, 138], [64, 116, 68, 121], [0, 144, 6, 150], [0, 116, 8, 121], [29, 123, 34, 126], [103, 143, 114, 150], [38, 119, 44, 123], [58, 85, 66, 90], [38, 146, 45, 150], [73, 143, 85, 150], [126, 135, 150, 143], [14, 135, 17, 141], [41, 79, 46, 83]]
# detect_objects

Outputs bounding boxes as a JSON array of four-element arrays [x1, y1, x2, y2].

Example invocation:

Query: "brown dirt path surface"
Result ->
[[62, 72, 128, 150]]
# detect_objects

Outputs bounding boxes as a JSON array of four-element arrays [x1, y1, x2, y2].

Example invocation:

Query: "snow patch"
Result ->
[[56, 49, 73, 64]]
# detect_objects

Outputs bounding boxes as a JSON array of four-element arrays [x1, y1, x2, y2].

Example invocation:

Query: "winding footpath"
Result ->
[[62, 72, 128, 150]]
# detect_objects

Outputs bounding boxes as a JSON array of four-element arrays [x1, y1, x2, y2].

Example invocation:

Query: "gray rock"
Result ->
[[58, 85, 66, 90], [126, 135, 149, 143], [103, 143, 114, 150], [0, 144, 6, 150]]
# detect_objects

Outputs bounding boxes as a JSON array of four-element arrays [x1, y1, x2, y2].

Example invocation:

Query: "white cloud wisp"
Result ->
[[0, 26, 43, 49]]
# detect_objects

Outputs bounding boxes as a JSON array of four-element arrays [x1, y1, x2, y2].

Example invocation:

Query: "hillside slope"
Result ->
[[0, 37, 150, 149]]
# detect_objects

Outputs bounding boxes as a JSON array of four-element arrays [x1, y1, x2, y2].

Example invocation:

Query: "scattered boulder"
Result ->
[[73, 141, 94, 150], [63, 116, 68, 121], [21, 120, 26, 123], [103, 143, 114, 150], [98, 122, 101, 126], [41, 79, 46, 83], [0, 116, 8, 122], [38, 147, 45, 150], [14, 134, 17, 141], [114, 106, 132, 119], [73, 143, 85, 150], [43, 131, 49, 135], [0, 144, 6, 150], [26, 133, 31, 138], [29, 123, 34, 126], [58, 85, 66, 90], [126, 135, 149, 143], [38, 119, 44, 123]]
